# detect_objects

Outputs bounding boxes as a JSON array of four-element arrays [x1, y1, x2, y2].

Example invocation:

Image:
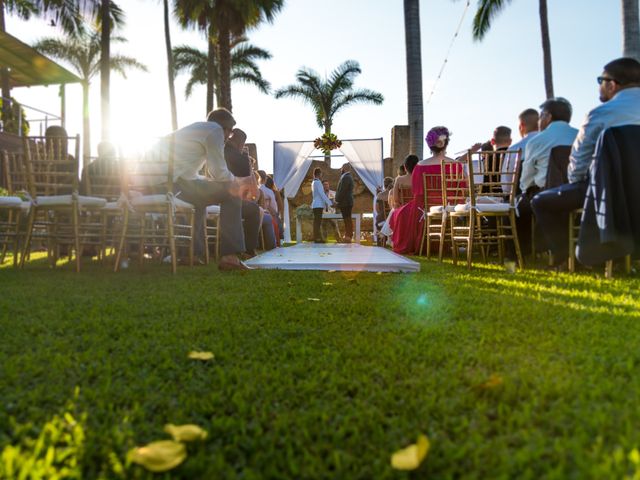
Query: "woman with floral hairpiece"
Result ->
[[390, 126, 465, 254]]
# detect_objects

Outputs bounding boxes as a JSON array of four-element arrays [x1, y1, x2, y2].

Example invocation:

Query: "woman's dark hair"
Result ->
[[404, 154, 419, 174], [265, 175, 275, 189], [430, 140, 449, 154]]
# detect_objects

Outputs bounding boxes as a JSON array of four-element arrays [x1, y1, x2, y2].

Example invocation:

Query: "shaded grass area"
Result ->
[[1, 253, 640, 478]]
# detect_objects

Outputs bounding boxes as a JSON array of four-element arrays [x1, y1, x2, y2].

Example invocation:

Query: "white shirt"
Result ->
[[569, 87, 640, 183], [520, 121, 578, 191], [138, 121, 233, 185], [260, 184, 278, 214], [326, 189, 336, 213], [501, 131, 539, 194], [311, 178, 332, 209]]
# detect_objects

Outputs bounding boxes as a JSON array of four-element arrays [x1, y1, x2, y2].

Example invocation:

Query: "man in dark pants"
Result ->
[[311, 168, 332, 243], [532, 57, 640, 266], [335, 163, 355, 243]]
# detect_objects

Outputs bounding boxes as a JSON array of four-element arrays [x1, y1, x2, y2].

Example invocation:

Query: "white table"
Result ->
[[296, 213, 361, 244]]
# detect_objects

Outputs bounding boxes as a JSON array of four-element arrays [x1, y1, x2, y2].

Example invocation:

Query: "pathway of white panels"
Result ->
[[245, 243, 420, 273]]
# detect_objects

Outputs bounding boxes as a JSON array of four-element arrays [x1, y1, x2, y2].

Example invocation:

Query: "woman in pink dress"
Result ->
[[388, 155, 419, 252], [392, 126, 463, 254]]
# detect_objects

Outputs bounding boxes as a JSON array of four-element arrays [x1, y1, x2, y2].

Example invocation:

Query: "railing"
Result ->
[[0, 96, 62, 136]]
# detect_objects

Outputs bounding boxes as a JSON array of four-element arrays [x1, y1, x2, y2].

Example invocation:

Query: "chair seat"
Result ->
[[0, 196, 27, 209], [206, 204, 221, 215], [37, 194, 107, 208], [475, 203, 512, 213], [429, 205, 456, 214], [130, 194, 194, 211], [102, 201, 122, 211]]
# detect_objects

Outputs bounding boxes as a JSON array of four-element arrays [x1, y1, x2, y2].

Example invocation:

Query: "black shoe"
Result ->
[[314, 239, 326, 244]]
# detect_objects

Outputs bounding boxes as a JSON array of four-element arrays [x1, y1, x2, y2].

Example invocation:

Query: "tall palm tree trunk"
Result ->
[[82, 82, 91, 169], [206, 23, 216, 114], [324, 121, 331, 166], [539, 0, 554, 99], [404, 0, 423, 159], [164, 0, 177, 130], [623, 0, 640, 60], [0, 1, 11, 126], [218, 22, 233, 111], [100, 0, 110, 141]]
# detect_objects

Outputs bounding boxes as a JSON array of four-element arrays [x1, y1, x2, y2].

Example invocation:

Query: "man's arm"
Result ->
[[205, 128, 234, 182], [519, 141, 538, 191], [568, 111, 604, 184]]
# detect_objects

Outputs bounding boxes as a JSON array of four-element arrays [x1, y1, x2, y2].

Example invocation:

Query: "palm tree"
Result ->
[[164, 0, 178, 130], [472, 0, 555, 99], [175, 0, 283, 112], [404, 0, 424, 159], [274, 60, 384, 165], [622, 0, 640, 61], [173, 36, 272, 104], [34, 30, 147, 167]]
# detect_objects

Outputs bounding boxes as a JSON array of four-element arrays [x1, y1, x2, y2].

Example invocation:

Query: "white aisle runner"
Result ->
[[245, 243, 420, 273]]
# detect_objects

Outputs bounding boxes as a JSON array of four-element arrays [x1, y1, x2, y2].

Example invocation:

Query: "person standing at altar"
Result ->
[[311, 168, 333, 243], [335, 163, 355, 243], [322, 180, 341, 240]]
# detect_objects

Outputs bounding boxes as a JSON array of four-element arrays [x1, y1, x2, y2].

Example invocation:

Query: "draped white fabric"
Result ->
[[273, 141, 316, 243], [273, 138, 383, 243]]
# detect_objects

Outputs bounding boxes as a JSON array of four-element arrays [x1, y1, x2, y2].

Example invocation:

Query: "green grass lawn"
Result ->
[[1, 253, 640, 479]]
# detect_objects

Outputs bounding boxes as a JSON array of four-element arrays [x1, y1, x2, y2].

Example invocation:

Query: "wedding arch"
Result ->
[[273, 138, 383, 243]]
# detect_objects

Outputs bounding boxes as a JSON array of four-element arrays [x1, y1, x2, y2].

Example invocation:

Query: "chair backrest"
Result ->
[[398, 186, 413, 206], [440, 160, 468, 206], [23, 135, 80, 197], [467, 149, 521, 206], [544, 145, 571, 189], [129, 136, 176, 195], [82, 155, 125, 201], [2, 150, 29, 194], [422, 169, 445, 210]]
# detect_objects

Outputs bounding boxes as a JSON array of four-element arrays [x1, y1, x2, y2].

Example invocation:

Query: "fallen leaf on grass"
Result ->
[[327, 270, 336, 273], [322, 282, 334, 286], [473, 374, 504, 390], [129, 440, 186, 472], [391, 434, 430, 470], [188, 351, 214, 361], [307, 298, 320, 302], [164, 424, 208, 442]]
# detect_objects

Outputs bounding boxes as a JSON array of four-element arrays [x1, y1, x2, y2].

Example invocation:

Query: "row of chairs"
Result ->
[[0, 136, 221, 273]]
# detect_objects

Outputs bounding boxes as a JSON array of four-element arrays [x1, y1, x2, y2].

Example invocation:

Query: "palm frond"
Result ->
[[472, 0, 512, 40], [108, 56, 148, 79], [231, 70, 271, 94], [330, 90, 384, 117]]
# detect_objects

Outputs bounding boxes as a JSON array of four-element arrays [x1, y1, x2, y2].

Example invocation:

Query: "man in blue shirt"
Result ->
[[532, 57, 640, 266]]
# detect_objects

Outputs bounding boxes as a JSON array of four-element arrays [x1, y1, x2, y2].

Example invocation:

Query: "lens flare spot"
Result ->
[[416, 293, 429, 307]]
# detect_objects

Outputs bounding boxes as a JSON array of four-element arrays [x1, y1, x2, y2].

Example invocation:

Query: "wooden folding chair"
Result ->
[[0, 150, 31, 266], [449, 149, 524, 270], [20, 135, 108, 272], [113, 139, 195, 274]]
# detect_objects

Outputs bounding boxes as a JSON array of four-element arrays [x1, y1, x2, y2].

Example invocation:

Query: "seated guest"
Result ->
[[502, 108, 540, 195], [265, 175, 284, 240], [223, 128, 261, 257], [388, 153, 422, 254], [532, 57, 640, 265], [375, 176, 394, 226], [516, 98, 577, 254], [141, 108, 254, 270], [311, 168, 333, 243], [380, 156, 419, 244]]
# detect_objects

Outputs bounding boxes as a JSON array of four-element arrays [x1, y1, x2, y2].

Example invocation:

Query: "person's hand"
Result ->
[[232, 175, 259, 200], [470, 142, 482, 153]]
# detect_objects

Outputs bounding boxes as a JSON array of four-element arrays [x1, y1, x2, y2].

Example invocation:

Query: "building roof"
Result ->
[[0, 30, 81, 88]]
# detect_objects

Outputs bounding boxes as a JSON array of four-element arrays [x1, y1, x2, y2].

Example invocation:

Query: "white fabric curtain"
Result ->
[[337, 139, 383, 195], [273, 141, 316, 243]]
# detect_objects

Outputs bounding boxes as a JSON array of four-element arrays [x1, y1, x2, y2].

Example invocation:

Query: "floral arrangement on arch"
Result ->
[[314, 132, 342, 155]]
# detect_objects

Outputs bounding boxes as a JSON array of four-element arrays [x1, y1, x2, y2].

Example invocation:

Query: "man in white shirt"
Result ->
[[501, 108, 539, 195], [532, 57, 640, 265], [143, 108, 256, 270], [311, 168, 333, 243]]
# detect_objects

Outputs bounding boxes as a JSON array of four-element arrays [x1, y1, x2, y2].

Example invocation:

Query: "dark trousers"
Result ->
[[531, 181, 587, 262], [313, 208, 324, 241], [242, 201, 261, 254], [176, 178, 244, 258], [514, 187, 540, 255], [340, 206, 353, 239]]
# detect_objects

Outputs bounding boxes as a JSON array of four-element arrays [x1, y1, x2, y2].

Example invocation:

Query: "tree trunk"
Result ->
[[539, 0, 554, 99], [0, 0, 11, 126], [206, 22, 216, 114], [164, 0, 178, 130], [82, 81, 91, 169], [404, 0, 423, 159], [623, 0, 640, 60], [218, 22, 232, 111], [324, 122, 331, 167], [100, 0, 110, 141]]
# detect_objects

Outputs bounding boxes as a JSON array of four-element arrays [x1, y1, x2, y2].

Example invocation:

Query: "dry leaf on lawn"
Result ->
[[129, 440, 187, 472], [164, 424, 208, 442], [391, 434, 430, 470], [188, 351, 214, 361]]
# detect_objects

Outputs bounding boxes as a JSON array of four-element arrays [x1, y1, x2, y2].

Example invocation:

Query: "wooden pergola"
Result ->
[[0, 29, 81, 128]]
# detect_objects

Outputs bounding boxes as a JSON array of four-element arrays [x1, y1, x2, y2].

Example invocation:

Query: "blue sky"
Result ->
[[6, 0, 622, 173]]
